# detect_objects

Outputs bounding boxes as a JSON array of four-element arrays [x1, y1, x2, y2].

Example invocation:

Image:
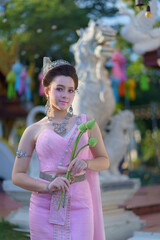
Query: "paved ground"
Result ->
[[124, 184, 160, 232]]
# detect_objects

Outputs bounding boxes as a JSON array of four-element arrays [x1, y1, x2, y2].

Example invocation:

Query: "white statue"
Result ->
[[71, 20, 116, 129], [71, 20, 135, 180], [100, 110, 134, 182], [119, 0, 160, 55]]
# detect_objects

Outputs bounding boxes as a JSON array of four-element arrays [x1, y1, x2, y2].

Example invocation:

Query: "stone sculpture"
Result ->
[[71, 20, 135, 180], [100, 110, 135, 181], [71, 20, 116, 129]]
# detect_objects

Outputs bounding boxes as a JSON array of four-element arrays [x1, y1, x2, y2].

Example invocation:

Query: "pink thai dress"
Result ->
[[29, 113, 105, 240]]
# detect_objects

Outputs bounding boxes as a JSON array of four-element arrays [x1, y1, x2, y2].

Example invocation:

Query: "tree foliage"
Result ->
[[0, 0, 119, 67], [0, 0, 89, 65]]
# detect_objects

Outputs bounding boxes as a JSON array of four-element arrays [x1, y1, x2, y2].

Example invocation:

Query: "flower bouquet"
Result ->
[[57, 119, 97, 210]]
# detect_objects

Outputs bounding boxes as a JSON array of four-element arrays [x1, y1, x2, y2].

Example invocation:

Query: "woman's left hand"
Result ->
[[67, 158, 88, 175]]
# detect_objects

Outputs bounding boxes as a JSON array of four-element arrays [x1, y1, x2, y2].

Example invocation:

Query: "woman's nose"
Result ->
[[62, 90, 68, 98]]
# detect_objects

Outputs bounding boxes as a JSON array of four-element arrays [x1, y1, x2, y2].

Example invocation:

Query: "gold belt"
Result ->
[[39, 171, 86, 184]]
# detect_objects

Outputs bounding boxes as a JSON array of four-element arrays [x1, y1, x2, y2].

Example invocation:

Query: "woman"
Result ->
[[12, 58, 110, 240]]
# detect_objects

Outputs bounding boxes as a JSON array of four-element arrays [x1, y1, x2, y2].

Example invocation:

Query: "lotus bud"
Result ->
[[88, 138, 98, 147], [85, 119, 96, 130], [78, 123, 87, 132]]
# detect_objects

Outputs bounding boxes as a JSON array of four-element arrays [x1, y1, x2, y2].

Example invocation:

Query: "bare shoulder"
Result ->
[[21, 117, 46, 142], [21, 123, 39, 141]]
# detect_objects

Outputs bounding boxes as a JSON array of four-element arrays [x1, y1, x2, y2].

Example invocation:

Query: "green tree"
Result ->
[[0, 0, 89, 65]]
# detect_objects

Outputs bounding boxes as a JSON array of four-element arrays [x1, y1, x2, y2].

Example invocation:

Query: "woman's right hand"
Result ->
[[48, 176, 70, 193]]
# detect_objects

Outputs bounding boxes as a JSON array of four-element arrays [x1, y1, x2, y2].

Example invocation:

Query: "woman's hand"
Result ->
[[48, 176, 70, 193], [67, 158, 88, 175]]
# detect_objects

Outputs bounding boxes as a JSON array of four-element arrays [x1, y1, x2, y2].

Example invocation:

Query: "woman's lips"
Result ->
[[60, 101, 68, 104]]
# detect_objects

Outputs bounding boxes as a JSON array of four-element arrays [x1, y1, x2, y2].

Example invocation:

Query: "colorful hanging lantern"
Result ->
[[112, 51, 127, 83], [6, 70, 16, 99], [119, 81, 125, 97], [125, 78, 136, 100], [25, 75, 32, 101], [12, 60, 23, 92], [19, 67, 27, 95], [110, 76, 120, 103], [140, 74, 149, 91]]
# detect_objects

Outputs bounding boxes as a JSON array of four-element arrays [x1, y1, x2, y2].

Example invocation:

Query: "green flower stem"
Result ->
[[62, 132, 83, 207], [74, 144, 89, 159], [57, 121, 96, 210], [57, 131, 84, 210], [62, 143, 89, 208]]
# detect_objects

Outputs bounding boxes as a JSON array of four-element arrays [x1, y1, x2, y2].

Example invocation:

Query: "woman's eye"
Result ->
[[69, 89, 74, 93], [56, 88, 63, 91]]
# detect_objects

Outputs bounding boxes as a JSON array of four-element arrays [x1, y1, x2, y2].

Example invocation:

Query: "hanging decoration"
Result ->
[[112, 51, 123, 81], [38, 71, 44, 96], [4, 60, 33, 101], [119, 82, 125, 97], [145, 5, 152, 18], [112, 50, 127, 97], [110, 76, 120, 103], [125, 78, 136, 100], [12, 60, 23, 92], [112, 51, 127, 82], [6, 70, 16, 99], [25, 75, 32, 101], [19, 67, 27, 95], [140, 74, 149, 90]]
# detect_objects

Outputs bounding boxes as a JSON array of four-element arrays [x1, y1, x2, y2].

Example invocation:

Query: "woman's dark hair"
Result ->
[[42, 64, 78, 90]]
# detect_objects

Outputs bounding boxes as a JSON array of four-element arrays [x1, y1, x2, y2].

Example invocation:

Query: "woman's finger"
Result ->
[[72, 160, 82, 170], [61, 182, 69, 192], [63, 178, 70, 188], [60, 178, 70, 191], [68, 159, 76, 171]]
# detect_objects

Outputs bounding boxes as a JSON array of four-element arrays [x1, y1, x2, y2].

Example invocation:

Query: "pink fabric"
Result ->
[[29, 113, 105, 240]]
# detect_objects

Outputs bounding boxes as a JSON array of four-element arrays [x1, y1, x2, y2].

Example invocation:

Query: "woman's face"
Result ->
[[46, 75, 75, 112]]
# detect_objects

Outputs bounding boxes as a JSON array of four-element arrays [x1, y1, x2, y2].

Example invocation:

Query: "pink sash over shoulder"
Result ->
[[29, 113, 105, 240]]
